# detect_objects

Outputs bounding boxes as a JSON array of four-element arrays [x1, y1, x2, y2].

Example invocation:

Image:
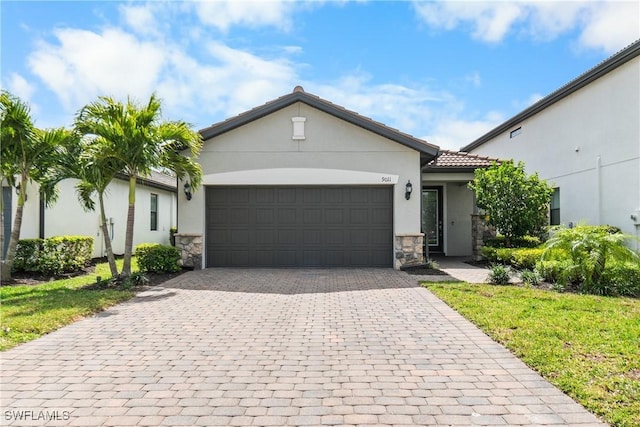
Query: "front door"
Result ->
[[422, 187, 443, 254]]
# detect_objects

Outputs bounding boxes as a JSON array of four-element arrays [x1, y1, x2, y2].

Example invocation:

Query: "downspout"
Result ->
[[595, 156, 601, 225], [39, 190, 45, 239]]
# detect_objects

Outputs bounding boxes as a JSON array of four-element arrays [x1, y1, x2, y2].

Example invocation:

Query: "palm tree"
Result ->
[[544, 224, 640, 292], [75, 94, 203, 277], [54, 134, 123, 279], [0, 91, 73, 280]]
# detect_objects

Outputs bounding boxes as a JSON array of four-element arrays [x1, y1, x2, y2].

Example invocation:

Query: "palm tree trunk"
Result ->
[[2, 179, 26, 281], [98, 192, 119, 278], [122, 176, 136, 277]]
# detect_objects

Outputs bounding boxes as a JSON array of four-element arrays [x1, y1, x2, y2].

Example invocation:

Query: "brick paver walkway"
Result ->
[[1, 269, 605, 426]]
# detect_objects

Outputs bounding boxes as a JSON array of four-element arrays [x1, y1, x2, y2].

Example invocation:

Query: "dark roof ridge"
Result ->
[[199, 87, 439, 157], [461, 38, 640, 152]]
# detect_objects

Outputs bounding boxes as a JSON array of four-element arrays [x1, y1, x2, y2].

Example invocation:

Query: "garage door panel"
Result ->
[[278, 209, 297, 223], [231, 251, 249, 266], [325, 250, 345, 266], [209, 208, 228, 224], [256, 208, 275, 224], [303, 229, 322, 244], [303, 188, 322, 203], [255, 229, 276, 244], [278, 229, 296, 244], [256, 188, 275, 203], [372, 208, 392, 224], [231, 208, 250, 224], [276, 250, 297, 266], [349, 230, 369, 245], [349, 209, 368, 224], [303, 208, 322, 224], [231, 189, 250, 202], [230, 230, 250, 244], [325, 229, 345, 245], [325, 209, 344, 224], [206, 186, 392, 267], [278, 188, 296, 203]]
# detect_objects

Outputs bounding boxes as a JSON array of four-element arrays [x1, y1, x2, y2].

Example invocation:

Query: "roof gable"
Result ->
[[462, 38, 640, 152], [199, 86, 439, 160]]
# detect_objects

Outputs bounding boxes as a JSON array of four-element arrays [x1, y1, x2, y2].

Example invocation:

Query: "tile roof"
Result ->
[[424, 150, 499, 170], [199, 87, 439, 159]]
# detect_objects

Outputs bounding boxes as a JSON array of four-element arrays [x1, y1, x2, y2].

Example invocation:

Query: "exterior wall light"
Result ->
[[405, 180, 413, 200], [183, 182, 192, 201]]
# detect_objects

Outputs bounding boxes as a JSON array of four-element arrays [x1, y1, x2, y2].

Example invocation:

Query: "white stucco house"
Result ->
[[2, 172, 177, 259], [462, 39, 640, 249], [175, 86, 495, 269]]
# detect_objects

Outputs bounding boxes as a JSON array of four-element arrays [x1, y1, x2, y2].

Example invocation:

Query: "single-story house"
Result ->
[[1, 171, 177, 259], [176, 86, 496, 269], [462, 38, 640, 250]]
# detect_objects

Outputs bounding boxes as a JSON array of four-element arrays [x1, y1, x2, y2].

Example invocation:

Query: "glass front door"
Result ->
[[422, 187, 443, 253]]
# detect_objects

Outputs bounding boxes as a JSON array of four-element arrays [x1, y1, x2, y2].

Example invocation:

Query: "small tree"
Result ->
[[469, 160, 553, 247], [543, 224, 639, 294], [75, 94, 203, 278], [1, 91, 74, 280]]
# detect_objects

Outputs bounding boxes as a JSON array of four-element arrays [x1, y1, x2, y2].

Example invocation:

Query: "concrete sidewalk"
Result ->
[[1, 269, 603, 426], [433, 257, 491, 284]]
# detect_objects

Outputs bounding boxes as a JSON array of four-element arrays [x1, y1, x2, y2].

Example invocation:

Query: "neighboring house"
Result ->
[[2, 171, 177, 259], [462, 39, 640, 249], [176, 86, 496, 269]]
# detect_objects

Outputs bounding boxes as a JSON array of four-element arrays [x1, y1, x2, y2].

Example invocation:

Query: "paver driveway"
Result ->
[[1, 269, 605, 426]]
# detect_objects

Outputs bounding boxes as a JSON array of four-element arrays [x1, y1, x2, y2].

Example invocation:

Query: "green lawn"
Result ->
[[426, 282, 640, 427], [0, 260, 137, 351]]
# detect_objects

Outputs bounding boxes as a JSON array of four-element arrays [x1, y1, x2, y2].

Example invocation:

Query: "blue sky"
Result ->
[[2, 1, 639, 150]]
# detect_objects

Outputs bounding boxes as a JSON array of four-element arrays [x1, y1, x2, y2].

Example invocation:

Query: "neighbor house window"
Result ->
[[150, 194, 158, 231], [550, 188, 560, 225], [510, 127, 522, 138]]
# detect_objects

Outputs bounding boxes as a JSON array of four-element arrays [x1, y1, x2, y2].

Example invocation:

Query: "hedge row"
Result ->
[[135, 243, 180, 273], [14, 236, 94, 275]]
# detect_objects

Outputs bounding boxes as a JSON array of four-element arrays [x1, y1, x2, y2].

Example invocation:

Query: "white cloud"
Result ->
[[413, 1, 640, 53], [579, 1, 640, 53], [425, 112, 505, 151], [413, 1, 525, 43], [465, 71, 482, 88], [24, 21, 303, 130], [5, 73, 36, 103], [28, 28, 166, 109], [119, 4, 158, 36], [194, 0, 296, 31]]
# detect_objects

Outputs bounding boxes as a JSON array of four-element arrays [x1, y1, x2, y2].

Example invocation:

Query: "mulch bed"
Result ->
[[2, 266, 187, 289], [402, 266, 450, 276]]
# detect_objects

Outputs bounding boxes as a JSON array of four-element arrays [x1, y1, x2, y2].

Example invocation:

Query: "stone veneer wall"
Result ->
[[471, 214, 496, 261], [394, 234, 425, 269], [175, 233, 203, 270]]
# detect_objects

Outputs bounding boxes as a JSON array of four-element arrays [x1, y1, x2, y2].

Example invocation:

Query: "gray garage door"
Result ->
[[206, 186, 393, 267]]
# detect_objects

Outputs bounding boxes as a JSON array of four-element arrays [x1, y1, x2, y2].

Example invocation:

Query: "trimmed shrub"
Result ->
[[535, 259, 581, 287], [482, 247, 545, 270], [488, 264, 511, 285], [599, 262, 640, 297], [38, 236, 93, 275], [136, 243, 180, 273], [485, 235, 542, 249], [14, 238, 43, 272], [13, 236, 93, 275], [520, 269, 541, 287]]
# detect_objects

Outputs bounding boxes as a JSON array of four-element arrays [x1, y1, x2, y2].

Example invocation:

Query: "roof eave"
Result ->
[[200, 91, 439, 158], [461, 39, 640, 152]]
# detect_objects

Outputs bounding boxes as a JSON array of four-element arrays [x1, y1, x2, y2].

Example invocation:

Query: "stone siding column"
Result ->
[[175, 233, 203, 270], [394, 233, 425, 269], [471, 215, 496, 262]]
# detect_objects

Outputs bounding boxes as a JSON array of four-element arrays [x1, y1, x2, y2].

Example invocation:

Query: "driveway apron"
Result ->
[[1, 269, 605, 426]]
